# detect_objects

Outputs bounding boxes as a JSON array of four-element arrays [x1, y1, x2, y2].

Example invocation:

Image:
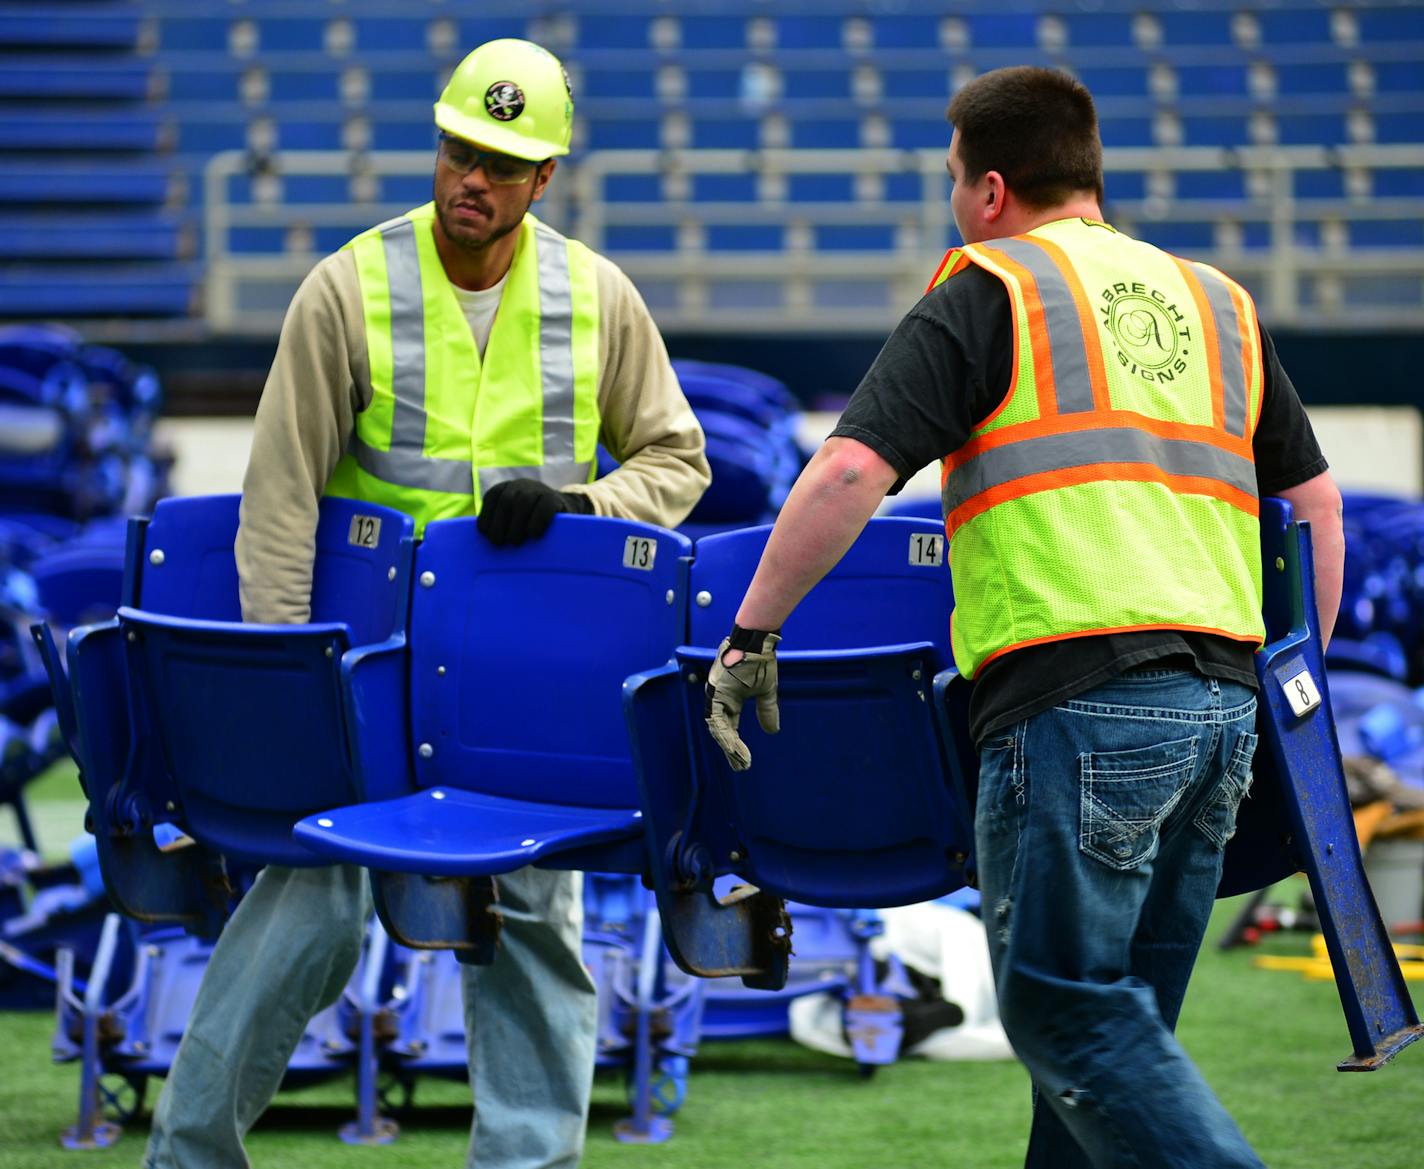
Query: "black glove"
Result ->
[[477, 478, 593, 546]]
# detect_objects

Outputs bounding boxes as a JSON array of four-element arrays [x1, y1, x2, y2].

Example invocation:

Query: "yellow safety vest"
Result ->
[[928, 218, 1267, 678], [325, 205, 601, 535]]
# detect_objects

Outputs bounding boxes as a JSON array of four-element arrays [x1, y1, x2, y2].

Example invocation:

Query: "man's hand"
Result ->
[[477, 479, 592, 546], [704, 626, 781, 771]]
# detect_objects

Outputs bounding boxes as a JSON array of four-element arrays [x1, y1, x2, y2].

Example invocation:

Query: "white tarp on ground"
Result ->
[[789, 901, 1014, 1062]]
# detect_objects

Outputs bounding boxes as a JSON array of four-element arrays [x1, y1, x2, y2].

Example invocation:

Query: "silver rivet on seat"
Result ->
[[521, 838, 536, 847], [420, 571, 436, 587], [431, 789, 445, 800], [666, 589, 675, 605], [324, 646, 334, 658], [437, 666, 446, 675], [317, 818, 333, 828], [388, 566, 397, 581], [695, 590, 712, 607], [149, 549, 165, 566], [418, 743, 434, 758]]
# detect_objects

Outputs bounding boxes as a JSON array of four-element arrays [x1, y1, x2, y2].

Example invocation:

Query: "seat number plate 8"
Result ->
[[909, 533, 944, 567], [348, 515, 382, 548], [1282, 668, 1322, 717], [623, 536, 656, 571]]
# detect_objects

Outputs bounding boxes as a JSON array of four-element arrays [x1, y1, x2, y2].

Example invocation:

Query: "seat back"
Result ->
[[131, 493, 412, 643], [409, 514, 690, 809], [688, 516, 952, 654], [113, 495, 414, 865], [663, 515, 968, 907]]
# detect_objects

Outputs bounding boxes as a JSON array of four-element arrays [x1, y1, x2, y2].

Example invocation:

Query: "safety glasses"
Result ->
[[437, 132, 544, 185]]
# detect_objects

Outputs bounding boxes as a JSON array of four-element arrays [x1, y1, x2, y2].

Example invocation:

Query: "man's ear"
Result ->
[[983, 170, 1007, 222]]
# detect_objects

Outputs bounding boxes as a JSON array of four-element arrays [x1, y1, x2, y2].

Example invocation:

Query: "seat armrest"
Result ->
[[341, 633, 413, 804]]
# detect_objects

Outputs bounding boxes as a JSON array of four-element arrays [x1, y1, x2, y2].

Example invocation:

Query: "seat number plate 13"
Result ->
[[1282, 668, 1322, 717], [909, 533, 944, 567], [348, 515, 382, 548], [623, 536, 656, 571]]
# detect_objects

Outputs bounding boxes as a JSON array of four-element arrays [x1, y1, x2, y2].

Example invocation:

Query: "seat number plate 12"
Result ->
[[348, 515, 382, 548], [1282, 668, 1322, 717], [909, 533, 944, 567], [623, 536, 656, 571]]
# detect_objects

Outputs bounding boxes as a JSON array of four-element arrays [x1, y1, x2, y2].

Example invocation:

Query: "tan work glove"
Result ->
[[704, 626, 782, 771]]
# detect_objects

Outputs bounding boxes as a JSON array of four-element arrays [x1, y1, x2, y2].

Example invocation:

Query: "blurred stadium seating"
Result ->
[[0, 1, 1419, 335]]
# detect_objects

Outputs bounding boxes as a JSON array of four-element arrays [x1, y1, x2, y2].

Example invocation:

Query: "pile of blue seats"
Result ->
[[673, 359, 808, 536], [1329, 493, 1424, 796], [0, 323, 167, 1016]]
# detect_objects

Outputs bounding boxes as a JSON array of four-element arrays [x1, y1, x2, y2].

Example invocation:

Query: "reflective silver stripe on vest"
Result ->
[[349, 432, 474, 495], [942, 428, 1258, 517], [356, 216, 587, 495], [478, 463, 593, 496], [351, 216, 477, 495], [978, 239, 1096, 415], [532, 219, 577, 466], [1191, 265, 1249, 439]]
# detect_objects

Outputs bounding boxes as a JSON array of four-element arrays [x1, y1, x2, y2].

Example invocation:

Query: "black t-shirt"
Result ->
[[831, 264, 1329, 745]]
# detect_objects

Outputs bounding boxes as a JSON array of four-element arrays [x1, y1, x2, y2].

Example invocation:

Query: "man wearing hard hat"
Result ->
[[144, 39, 709, 1169]]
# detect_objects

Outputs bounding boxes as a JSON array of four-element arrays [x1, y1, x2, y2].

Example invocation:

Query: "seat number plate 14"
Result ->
[[909, 533, 944, 567]]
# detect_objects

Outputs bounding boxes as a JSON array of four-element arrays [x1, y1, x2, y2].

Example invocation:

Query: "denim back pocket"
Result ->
[[1193, 729, 1260, 850], [1079, 735, 1199, 871]]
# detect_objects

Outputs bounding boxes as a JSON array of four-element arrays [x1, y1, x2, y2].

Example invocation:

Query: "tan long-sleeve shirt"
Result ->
[[235, 244, 710, 625]]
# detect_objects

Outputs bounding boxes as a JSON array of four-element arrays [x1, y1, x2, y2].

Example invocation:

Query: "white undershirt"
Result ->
[[450, 272, 509, 359]]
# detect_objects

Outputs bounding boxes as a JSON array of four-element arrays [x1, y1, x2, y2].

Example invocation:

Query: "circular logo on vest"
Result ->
[[1099, 282, 1192, 383], [484, 81, 525, 122]]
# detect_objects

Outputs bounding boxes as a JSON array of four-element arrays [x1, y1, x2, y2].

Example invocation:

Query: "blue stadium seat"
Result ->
[[868, 15, 942, 50], [1157, 11, 1236, 47], [786, 173, 854, 203], [0, 268, 195, 318], [0, 8, 141, 50], [41, 494, 414, 931], [689, 116, 759, 150], [576, 15, 655, 51], [788, 116, 860, 149], [292, 516, 691, 954], [585, 119, 660, 150], [1097, 116, 1155, 147], [1275, 62, 1350, 95], [1176, 64, 1251, 98], [0, 216, 184, 261], [689, 173, 757, 203], [704, 224, 783, 251], [1373, 61, 1424, 95], [0, 164, 169, 205], [1257, 8, 1334, 45], [1074, 66, 1151, 98], [775, 17, 849, 51], [582, 68, 658, 100], [684, 70, 741, 100], [152, 16, 238, 53], [677, 16, 747, 51], [1181, 115, 1251, 147], [0, 59, 152, 100], [627, 516, 970, 987], [782, 69, 852, 100], [0, 113, 166, 152], [1357, 8, 1424, 42], [1061, 13, 1138, 48], [965, 14, 1039, 48], [1176, 171, 1248, 201]]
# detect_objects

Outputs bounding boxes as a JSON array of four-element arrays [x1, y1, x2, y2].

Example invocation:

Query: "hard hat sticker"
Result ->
[[484, 82, 525, 121]]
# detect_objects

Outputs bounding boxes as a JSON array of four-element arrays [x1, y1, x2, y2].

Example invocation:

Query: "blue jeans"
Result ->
[[144, 864, 596, 1169], [975, 669, 1264, 1169]]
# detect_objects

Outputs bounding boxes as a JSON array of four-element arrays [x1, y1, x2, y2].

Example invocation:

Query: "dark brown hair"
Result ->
[[947, 66, 1104, 209]]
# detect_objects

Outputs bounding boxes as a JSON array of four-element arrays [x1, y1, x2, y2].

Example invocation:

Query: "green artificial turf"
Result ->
[[2, 895, 1421, 1168], [3, 768, 1422, 1167]]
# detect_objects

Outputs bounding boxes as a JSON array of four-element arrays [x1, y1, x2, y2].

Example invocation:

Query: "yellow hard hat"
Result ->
[[434, 39, 573, 161]]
